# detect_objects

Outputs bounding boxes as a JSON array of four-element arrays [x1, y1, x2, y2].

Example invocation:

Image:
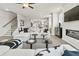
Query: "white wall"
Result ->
[[17, 14, 31, 28], [59, 12, 64, 27], [62, 20, 79, 49], [0, 10, 16, 36], [51, 11, 64, 35], [52, 12, 59, 35], [48, 14, 52, 35]]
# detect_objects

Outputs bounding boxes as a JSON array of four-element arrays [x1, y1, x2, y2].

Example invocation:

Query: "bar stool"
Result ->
[[26, 39, 36, 49], [26, 34, 37, 49]]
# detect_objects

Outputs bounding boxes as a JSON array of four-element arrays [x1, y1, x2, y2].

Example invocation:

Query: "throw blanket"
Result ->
[[63, 50, 79, 56]]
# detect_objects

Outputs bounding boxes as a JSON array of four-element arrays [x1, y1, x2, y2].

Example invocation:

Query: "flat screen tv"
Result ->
[[64, 5, 79, 22]]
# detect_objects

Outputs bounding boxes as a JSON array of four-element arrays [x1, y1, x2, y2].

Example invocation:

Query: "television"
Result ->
[[64, 5, 79, 22]]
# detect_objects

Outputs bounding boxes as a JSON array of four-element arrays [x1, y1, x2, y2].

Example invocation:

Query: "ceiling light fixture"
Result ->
[[17, 3, 35, 9], [5, 8, 9, 11], [23, 3, 29, 7]]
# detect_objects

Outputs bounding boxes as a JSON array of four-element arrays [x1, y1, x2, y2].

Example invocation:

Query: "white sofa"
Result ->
[[13, 32, 30, 42], [0, 44, 77, 56]]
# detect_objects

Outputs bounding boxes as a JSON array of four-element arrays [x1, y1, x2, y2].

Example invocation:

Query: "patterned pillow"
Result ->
[[4, 39, 22, 49]]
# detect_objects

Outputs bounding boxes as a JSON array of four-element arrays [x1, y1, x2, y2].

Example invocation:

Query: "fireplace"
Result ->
[[66, 29, 79, 40]]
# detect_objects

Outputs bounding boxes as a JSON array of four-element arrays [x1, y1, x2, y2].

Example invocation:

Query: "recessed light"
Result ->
[[5, 9, 9, 11]]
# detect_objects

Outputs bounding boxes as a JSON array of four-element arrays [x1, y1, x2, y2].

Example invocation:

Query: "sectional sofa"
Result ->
[[0, 44, 77, 56]]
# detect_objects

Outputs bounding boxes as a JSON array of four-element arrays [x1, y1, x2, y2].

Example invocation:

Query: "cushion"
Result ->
[[3, 49, 35, 56], [35, 45, 64, 56], [0, 45, 10, 55], [61, 44, 77, 51], [63, 50, 79, 56], [54, 45, 64, 56]]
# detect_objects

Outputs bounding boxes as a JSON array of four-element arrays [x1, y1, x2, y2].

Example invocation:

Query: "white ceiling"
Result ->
[[0, 3, 78, 19]]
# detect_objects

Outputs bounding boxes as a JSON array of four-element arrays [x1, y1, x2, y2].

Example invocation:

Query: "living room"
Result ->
[[0, 3, 79, 56]]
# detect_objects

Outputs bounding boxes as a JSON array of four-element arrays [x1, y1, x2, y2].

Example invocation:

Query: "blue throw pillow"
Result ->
[[63, 50, 79, 56]]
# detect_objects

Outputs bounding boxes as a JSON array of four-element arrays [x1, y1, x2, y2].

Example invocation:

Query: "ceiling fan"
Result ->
[[17, 3, 35, 9]]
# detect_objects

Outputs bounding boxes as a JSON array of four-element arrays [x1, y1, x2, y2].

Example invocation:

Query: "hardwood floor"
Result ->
[[0, 35, 67, 49], [22, 35, 68, 49]]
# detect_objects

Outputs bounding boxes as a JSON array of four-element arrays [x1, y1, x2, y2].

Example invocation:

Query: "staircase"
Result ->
[[3, 17, 17, 36]]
